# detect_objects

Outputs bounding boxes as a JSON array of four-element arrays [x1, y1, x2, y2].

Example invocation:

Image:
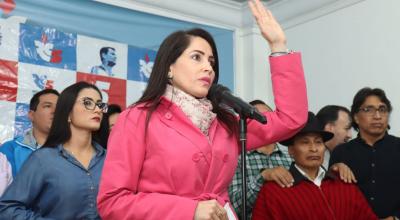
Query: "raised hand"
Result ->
[[248, 0, 287, 52]]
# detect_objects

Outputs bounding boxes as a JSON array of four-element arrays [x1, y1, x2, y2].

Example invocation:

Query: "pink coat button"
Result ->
[[165, 112, 172, 119], [223, 154, 229, 162], [192, 153, 200, 162]]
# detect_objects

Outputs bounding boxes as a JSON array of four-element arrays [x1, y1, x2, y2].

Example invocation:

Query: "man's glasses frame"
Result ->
[[358, 106, 388, 116]]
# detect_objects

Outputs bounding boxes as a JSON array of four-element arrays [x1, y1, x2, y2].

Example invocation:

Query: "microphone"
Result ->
[[208, 84, 267, 124]]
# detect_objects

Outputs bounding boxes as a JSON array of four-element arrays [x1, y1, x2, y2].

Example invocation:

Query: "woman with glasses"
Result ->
[[0, 81, 107, 220]]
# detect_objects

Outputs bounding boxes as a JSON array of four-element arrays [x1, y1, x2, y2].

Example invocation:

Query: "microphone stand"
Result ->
[[237, 110, 266, 220], [214, 97, 266, 220], [239, 115, 248, 220]]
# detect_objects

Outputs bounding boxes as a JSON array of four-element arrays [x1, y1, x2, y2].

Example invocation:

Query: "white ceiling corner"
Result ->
[[95, 0, 366, 30]]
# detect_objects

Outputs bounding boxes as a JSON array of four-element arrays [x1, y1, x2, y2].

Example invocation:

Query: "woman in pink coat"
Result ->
[[97, 1, 308, 219]]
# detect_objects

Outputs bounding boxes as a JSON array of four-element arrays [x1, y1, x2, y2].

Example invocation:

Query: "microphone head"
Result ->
[[208, 83, 267, 123], [208, 84, 230, 102]]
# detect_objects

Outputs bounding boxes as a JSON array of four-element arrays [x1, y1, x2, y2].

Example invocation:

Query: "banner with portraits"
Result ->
[[0, 18, 157, 143]]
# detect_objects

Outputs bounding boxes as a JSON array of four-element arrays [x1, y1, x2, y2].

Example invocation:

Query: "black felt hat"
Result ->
[[280, 112, 334, 146]]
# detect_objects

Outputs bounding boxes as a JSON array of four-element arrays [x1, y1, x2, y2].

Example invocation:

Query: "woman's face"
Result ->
[[169, 36, 216, 98], [69, 88, 104, 132]]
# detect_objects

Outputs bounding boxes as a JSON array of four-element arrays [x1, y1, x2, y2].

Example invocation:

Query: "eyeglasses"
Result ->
[[358, 106, 388, 116], [79, 97, 108, 113]]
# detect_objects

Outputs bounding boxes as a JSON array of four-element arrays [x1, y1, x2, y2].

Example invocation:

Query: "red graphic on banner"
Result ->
[[0, 59, 18, 102], [34, 33, 64, 63], [0, 0, 16, 15], [77, 72, 126, 109], [45, 80, 54, 89], [50, 50, 62, 63]]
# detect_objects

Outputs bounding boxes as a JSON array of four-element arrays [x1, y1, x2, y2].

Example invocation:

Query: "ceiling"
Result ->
[[229, 0, 273, 2], [227, 0, 277, 6], [96, 0, 349, 29]]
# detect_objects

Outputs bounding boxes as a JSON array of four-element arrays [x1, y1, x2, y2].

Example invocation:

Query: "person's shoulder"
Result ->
[[333, 138, 359, 152], [327, 178, 361, 193], [261, 181, 284, 193], [0, 137, 21, 153], [24, 147, 59, 167], [90, 65, 100, 73], [112, 104, 149, 131], [120, 104, 148, 120], [384, 134, 400, 151], [0, 139, 15, 149], [259, 181, 293, 202], [32, 147, 58, 157], [386, 134, 400, 142], [245, 149, 260, 158]]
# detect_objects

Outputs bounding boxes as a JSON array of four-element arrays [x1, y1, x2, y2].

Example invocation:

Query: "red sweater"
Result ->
[[252, 166, 378, 220]]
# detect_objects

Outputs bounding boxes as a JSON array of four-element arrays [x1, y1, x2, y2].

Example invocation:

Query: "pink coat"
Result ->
[[97, 53, 308, 219]]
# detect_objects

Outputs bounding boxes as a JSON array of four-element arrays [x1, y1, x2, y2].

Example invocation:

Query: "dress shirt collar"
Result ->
[[22, 129, 40, 149], [290, 163, 336, 187], [57, 141, 105, 158], [356, 131, 388, 146]]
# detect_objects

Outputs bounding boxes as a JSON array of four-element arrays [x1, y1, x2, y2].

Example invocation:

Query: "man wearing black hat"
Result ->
[[252, 112, 377, 220]]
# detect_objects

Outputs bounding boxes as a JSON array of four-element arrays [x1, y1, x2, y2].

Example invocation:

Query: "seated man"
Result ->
[[252, 112, 377, 220]]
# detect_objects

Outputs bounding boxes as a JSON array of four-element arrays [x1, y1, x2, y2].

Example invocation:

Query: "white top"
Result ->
[[294, 164, 326, 187]]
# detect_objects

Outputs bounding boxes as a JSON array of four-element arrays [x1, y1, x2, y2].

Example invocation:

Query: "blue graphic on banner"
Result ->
[[33, 73, 47, 90], [127, 45, 156, 82], [14, 103, 31, 138], [32, 73, 54, 91], [18, 23, 77, 70]]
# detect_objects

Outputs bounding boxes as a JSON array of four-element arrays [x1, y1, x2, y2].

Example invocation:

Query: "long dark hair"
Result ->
[[135, 28, 237, 134], [43, 81, 103, 148]]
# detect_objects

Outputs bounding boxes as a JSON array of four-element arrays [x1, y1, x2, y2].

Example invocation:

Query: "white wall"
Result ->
[[278, 0, 400, 135], [100, 0, 400, 134]]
